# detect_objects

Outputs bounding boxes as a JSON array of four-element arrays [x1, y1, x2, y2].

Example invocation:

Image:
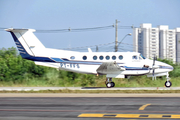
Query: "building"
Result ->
[[176, 28, 180, 63], [133, 23, 180, 63]]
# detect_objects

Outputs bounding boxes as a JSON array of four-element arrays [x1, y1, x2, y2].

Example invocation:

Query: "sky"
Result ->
[[0, 0, 180, 52]]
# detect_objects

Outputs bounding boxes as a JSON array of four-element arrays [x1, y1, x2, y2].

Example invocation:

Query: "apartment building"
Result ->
[[133, 23, 180, 63], [176, 28, 180, 63]]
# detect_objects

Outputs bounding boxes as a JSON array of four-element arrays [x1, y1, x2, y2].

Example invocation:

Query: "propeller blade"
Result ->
[[153, 55, 155, 66], [152, 55, 156, 80], [152, 55, 158, 80]]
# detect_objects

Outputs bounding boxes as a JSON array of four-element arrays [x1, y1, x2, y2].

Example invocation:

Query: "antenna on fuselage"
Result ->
[[88, 48, 92, 52], [96, 45, 98, 52]]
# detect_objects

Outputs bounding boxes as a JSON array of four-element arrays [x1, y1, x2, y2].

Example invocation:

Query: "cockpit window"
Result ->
[[132, 55, 137, 60], [140, 54, 146, 59], [139, 56, 142, 60]]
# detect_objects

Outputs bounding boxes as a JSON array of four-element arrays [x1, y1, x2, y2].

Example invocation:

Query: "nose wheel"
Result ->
[[165, 81, 172, 88], [105, 78, 115, 88]]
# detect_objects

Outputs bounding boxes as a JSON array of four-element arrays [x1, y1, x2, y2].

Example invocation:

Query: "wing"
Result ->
[[96, 62, 125, 74]]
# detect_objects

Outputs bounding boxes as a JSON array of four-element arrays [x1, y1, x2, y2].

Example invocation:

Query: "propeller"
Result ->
[[152, 55, 157, 80]]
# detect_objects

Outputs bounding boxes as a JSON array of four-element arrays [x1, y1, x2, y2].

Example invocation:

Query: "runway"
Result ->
[[0, 95, 180, 120]]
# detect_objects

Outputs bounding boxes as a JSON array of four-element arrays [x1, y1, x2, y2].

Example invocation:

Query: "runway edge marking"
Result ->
[[78, 113, 180, 118]]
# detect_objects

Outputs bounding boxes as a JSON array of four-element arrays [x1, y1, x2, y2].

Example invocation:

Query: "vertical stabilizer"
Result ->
[[5, 28, 45, 58]]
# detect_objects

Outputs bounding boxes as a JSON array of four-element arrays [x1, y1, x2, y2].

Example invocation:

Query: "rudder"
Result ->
[[5, 28, 45, 58]]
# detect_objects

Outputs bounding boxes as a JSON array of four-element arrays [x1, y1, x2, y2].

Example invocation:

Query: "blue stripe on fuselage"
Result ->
[[124, 66, 149, 70], [51, 58, 64, 62], [159, 66, 173, 70]]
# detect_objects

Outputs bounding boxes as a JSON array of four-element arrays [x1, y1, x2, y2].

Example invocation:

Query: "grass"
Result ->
[[0, 75, 180, 87], [0, 67, 180, 89], [0, 74, 180, 93]]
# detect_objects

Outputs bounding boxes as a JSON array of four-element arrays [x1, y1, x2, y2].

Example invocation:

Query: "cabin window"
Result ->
[[106, 56, 110, 60], [132, 55, 137, 60], [119, 55, 123, 60], [93, 56, 97, 60], [70, 56, 75, 59], [112, 55, 116, 60], [99, 55, 104, 60], [83, 56, 87, 60]]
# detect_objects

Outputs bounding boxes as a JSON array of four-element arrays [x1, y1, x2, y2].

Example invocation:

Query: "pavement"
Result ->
[[1, 93, 180, 97], [0, 96, 180, 120]]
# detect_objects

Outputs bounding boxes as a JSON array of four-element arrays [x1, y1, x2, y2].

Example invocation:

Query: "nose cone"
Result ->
[[157, 61, 174, 72], [160, 65, 173, 71]]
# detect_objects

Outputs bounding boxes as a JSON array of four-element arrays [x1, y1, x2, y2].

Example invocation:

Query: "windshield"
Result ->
[[140, 54, 146, 59]]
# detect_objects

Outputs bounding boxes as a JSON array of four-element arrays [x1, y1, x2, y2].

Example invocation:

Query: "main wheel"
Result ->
[[111, 82, 115, 87], [106, 82, 112, 88], [165, 81, 172, 88]]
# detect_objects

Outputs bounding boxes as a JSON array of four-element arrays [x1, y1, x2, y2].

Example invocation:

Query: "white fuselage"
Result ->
[[34, 48, 173, 78]]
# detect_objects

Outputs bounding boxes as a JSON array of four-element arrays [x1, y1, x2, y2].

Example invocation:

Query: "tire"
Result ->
[[106, 82, 112, 88], [111, 82, 115, 87], [165, 81, 172, 88]]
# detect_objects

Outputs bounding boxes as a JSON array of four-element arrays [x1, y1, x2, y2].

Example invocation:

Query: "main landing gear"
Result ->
[[165, 72, 172, 88], [105, 78, 115, 88]]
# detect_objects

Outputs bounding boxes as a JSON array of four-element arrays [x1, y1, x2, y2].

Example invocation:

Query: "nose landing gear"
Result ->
[[105, 78, 115, 88], [165, 72, 172, 88]]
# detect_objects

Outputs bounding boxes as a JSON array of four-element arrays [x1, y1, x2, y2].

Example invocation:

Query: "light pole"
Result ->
[[115, 33, 131, 52]]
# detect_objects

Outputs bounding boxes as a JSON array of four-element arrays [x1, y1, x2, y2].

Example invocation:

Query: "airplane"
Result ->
[[5, 28, 174, 88]]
